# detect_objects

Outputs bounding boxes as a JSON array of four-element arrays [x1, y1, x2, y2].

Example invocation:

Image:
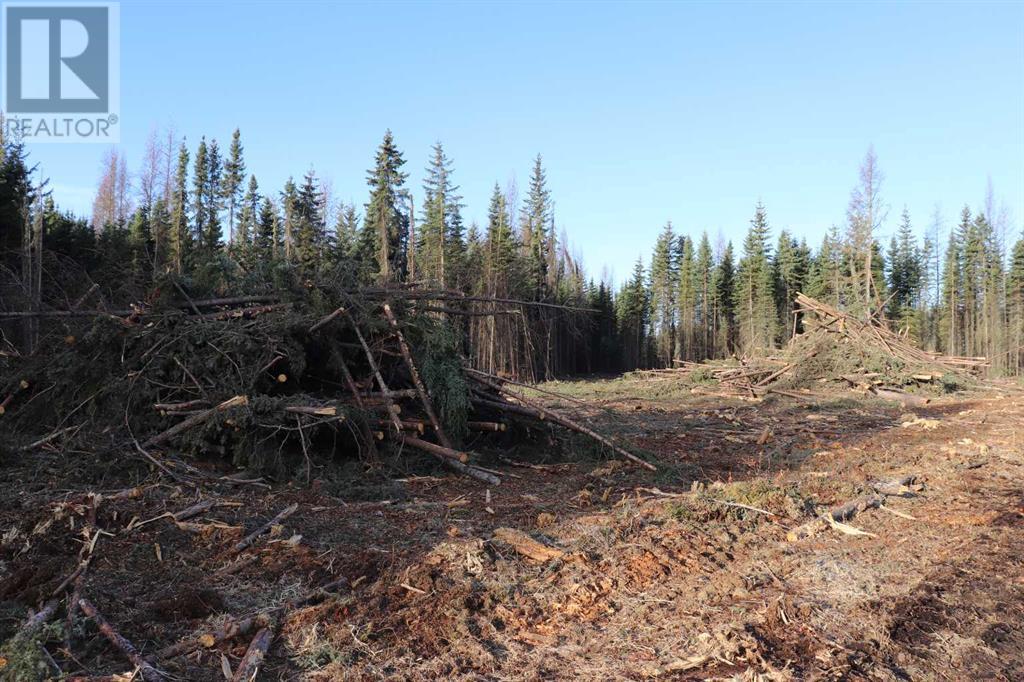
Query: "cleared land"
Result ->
[[1, 376, 1023, 680]]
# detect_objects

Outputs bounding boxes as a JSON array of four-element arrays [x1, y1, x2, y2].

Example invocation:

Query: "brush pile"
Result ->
[[0, 287, 652, 485], [628, 359, 795, 400], [781, 293, 989, 397], [630, 293, 989, 402]]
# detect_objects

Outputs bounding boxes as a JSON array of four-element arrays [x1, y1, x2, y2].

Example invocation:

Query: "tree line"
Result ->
[[1, 130, 1022, 378]]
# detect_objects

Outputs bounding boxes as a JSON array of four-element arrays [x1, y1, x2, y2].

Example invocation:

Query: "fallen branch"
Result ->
[[231, 626, 275, 682], [399, 434, 500, 485], [231, 503, 299, 555], [470, 374, 655, 471], [77, 598, 165, 682], [157, 615, 259, 661], [141, 395, 248, 450]]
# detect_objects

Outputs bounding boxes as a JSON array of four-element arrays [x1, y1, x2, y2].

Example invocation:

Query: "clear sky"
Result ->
[[29, 0, 1024, 284]]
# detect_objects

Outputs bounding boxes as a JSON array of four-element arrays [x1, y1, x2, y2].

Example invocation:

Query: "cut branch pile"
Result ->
[[0, 287, 650, 483], [630, 359, 796, 400], [792, 293, 989, 374], [626, 293, 989, 402]]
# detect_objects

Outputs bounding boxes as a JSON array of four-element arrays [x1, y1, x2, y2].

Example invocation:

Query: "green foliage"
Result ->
[[361, 130, 409, 283], [735, 202, 777, 353], [0, 616, 64, 682], [669, 479, 807, 525], [415, 321, 471, 445]]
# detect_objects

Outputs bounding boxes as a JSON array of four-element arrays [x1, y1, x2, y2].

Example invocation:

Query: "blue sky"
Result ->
[[29, 0, 1024, 284]]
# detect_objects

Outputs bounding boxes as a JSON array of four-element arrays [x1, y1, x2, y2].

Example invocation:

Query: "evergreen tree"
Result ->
[[234, 175, 259, 268], [806, 226, 842, 306], [713, 241, 737, 355], [333, 202, 359, 261], [887, 207, 923, 332], [418, 142, 463, 287], [521, 155, 552, 297], [200, 139, 223, 256], [127, 205, 153, 284], [773, 230, 809, 342], [294, 168, 325, 270], [223, 128, 245, 245], [1008, 235, 1024, 374], [676, 235, 695, 360], [695, 232, 714, 358], [617, 257, 648, 368], [151, 198, 170, 274], [648, 223, 677, 365], [254, 197, 279, 263], [735, 202, 777, 353], [280, 178, 298, 262], [361, 130, 409, 282], [941, 220, 963, 354], [168, 142, 190, 273], [485, 183, 518, 294], [191, 139, 208, 254]]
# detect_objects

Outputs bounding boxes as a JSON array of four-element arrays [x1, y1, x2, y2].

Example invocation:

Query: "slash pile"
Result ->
[[0, 288, 652, 485], [628, 293, 989, 402]]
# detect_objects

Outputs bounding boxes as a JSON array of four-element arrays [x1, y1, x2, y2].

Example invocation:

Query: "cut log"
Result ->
[[400, 435, 469, 463], [399, 434, 500, 485], [467, 421, 507, 432], [283, 404, 344, 417]]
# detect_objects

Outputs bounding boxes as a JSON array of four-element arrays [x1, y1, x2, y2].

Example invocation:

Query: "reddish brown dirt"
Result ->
[[2, 380, 1023, 680]]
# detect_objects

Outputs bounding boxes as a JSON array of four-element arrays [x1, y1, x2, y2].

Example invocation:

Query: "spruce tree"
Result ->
[[294, 168, 325, 270], [223, 128, 245, 245], [361, 130, 409, 282], [695, 232, 714, 358], [419, 142, 462, 287], [168, 142, 190, 273], [280, 178, 298, 262], [485, 183, 517, 294], [254, 197, 278, 263], [941, 223, 963, 354], [200, 139, 223, 256], [617, 257, 648, 368], [648, 222, 677, 365], [735, 202, 776, 353], [521, 155, 552, 297], [773, 230, 809, 341], [151, 198, 170, 274], [234, 175, 259, 268], [191, 138, 208, 252], [713, 241, 736, 356], [676, 235, 695, 360], [1008, 235, 1024, 374], [334, 203, 359, 261], [127, 205, 152, 285]]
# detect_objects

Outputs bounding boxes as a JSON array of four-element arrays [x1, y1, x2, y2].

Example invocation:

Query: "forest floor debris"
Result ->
[[2, 371, 1023, 680]]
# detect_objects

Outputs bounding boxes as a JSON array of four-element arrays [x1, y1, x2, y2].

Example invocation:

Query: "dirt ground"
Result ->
[[2, 376, 1023, 680]]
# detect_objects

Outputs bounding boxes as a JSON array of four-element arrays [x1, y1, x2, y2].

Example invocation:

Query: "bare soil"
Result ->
[[2, 378, 1023, 680]]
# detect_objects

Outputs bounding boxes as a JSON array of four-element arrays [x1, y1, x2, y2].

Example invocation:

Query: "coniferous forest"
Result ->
[[2, 129, 1022, 377]]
